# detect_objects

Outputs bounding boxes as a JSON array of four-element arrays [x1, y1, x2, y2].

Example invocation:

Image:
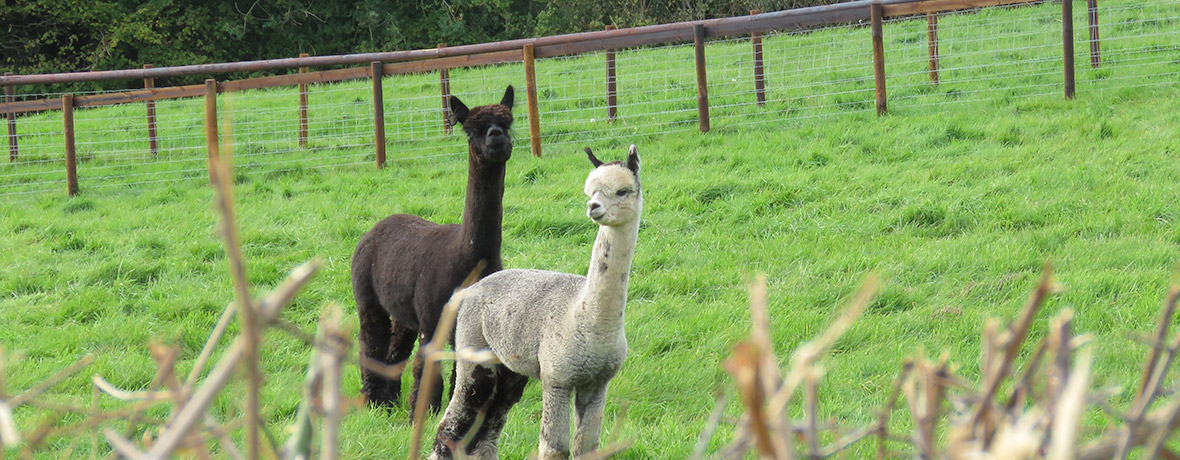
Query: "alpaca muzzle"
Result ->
[[482, 135, 513, 163], [587, 201, 605, 220]]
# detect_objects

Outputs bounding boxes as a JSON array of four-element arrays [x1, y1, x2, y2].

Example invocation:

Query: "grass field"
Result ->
[[2, 0, 1180, 457]]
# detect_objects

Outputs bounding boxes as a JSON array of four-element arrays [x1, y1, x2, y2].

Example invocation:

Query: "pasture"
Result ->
[[2, 0, 1180, 457]]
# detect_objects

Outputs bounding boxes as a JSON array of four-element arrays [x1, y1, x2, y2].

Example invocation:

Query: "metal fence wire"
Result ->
[[0, 0, 1177, 198]]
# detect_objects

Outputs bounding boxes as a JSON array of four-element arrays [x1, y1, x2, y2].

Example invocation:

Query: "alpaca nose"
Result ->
[[487, 126, 504, 137], [588, 201, 605, 220]]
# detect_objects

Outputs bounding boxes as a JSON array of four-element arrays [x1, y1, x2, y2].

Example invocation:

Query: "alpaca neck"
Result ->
[[460, 144, 505, 263], [575, 216, 640, 336]]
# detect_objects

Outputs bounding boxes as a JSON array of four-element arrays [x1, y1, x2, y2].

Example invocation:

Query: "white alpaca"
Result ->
[[431, 145, 643, 460]]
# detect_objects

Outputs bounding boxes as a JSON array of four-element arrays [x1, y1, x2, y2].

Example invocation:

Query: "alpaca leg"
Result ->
[[447, 336, 458, 403], [469, 367, 529, 458], [357, 296, 402, 407], [538, 384, 572, 460], [431, 362, 498, 460], [410, 334, 447, 414], [572, 384, 609, 456], [385, 321, 417, 398]]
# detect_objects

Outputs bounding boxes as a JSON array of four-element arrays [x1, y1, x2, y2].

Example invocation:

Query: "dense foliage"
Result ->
[[1, 0, 842, 90]]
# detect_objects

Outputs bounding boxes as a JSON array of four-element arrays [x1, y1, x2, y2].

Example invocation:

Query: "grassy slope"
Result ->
[[2, 1, 1180, 458]]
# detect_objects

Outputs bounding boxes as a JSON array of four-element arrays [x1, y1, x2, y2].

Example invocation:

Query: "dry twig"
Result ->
[[407, 260, 487, 460], [209, 110, 262, 460], [968, 267, 1056, 441]]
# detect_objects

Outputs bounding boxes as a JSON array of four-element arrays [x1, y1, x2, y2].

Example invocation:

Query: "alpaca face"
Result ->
[[449, 86, 515, 164], [584, 145, 641, 227]]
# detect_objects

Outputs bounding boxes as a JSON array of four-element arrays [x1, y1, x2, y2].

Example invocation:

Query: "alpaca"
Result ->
[[352, 86, 515, 412], [431, 145, 643, 460]]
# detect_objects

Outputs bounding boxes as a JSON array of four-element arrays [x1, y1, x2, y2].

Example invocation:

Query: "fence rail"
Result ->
[[2, 0, 1178, 197], [0, 0, 1035, 88]]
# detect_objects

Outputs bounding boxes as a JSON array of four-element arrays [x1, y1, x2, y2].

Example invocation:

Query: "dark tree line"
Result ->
[[1, 0, 842, 91]]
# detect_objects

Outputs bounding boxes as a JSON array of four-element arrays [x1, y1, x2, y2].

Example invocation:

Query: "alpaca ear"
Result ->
[[585, 147, 603, 168], [501, 85, 515, 110], [449, 96, 470, 125], [626, 145, 640, 174]]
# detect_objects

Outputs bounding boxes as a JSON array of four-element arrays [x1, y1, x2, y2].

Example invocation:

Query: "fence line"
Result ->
[[1, 0, 1177, 198]]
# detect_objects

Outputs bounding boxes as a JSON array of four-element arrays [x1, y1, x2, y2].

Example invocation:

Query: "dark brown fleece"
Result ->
[[352, 86, 515, 412]]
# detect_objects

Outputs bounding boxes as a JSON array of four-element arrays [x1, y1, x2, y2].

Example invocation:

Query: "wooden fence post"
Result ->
[[871, 1, 887, 116], [1088, 0, 1100, 68], [605, 26, 618, 120], [693, 24, 710, 133], [751, 10, 767, 107], [144, 64, 159, 158], [439, 44, 453, 134], [4, 73, 15, 162], [62, 94, 78, 196], [371, 61, 386, 168], [927, 13, 940, 85], [204, 79, 219, 184], [524, 43, 542, 157], [298, 53, 309, 149], [1063, 0, 1076, 99]]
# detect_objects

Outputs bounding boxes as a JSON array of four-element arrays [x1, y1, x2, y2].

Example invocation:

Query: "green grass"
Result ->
[[2, 0, 1180, 457]]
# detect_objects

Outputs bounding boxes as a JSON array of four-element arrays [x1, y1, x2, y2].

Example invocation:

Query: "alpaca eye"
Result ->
[[616, 190, 628, 197]]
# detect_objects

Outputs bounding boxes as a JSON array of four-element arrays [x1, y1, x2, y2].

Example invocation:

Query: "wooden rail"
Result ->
[[0, 0, 1042, 91], [0, 0, 1047, 113], [0, 50, 525, 115], [0, 0, 1081, 197]]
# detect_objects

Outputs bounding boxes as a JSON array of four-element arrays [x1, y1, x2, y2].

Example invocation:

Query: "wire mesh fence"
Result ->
[[1, 0, 1177, 199]]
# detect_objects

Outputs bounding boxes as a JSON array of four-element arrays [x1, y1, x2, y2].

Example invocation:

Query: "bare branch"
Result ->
[[748, 274, 782, 397], [1115, 283, 1180, 459], [90, 377, 176, 402], [1047, 346, 1091, 460], [112, 344, 184, 450], [407, 260, 487, 460], [153, 344, 214, 460], [1002, 337, 1047, 416], [969, 266, 1056, 433], [875, 360, 913, 460], [139, 259, 321, 460], [804, 371, 820, 458], [725, 342, 778, 458], [690, 392, 728, 460], [822, 426, 879, 457], [184, 302, 237, 390], [209, 108, 262, 460], [102, 429, 147, 460], [0, 399, 19, 447], [10, 354, 96, 407], [432, 348, 501, 365], [1138, 284, 1180, 396], [319, 304, 349, 460], [571, 440, 632, 460], [770, 273, 879, 417]]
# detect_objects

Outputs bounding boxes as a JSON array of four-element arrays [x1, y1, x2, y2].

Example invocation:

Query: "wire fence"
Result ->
[[1, 0, 1177, 199]]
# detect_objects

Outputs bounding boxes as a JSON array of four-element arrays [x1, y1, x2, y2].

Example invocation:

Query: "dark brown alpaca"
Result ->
[[352, 86, 515, 412]]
